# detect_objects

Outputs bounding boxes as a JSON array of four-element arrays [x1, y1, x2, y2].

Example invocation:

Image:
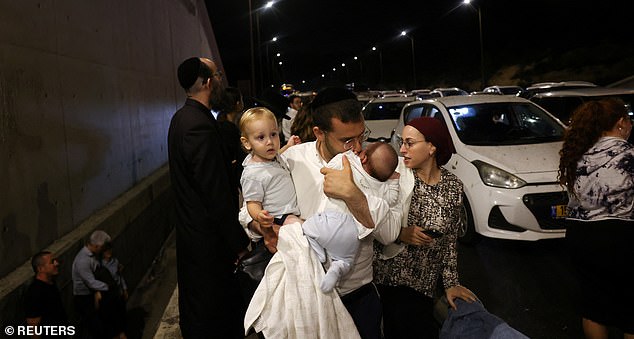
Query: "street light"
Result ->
[[400, 31, 417, 88], [463, 0, 485, 88]]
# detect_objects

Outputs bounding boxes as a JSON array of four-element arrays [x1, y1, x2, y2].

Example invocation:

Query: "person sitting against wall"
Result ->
[[71, 230, 111, 338], [24, 251, 69, 338]]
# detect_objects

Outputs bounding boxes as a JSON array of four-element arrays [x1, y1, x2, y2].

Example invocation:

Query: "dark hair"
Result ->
[[290, 106, 316, 142], [217, 87, 243, 115], [558, 98, 628, 194], [31, 251, 52, 273], [101, 241, 113, 252], [288, 94, 301, 106], [310, 87, 363, 132], [311, 99, 363, 132]]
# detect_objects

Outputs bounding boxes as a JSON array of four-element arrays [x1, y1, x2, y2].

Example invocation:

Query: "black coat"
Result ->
[[167, 98, 249, 338]]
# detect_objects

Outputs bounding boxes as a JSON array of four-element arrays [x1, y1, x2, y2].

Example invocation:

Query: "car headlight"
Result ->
[[472, 160, 527, 189]]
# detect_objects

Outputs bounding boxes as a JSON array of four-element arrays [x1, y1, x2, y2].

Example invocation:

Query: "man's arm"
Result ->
[[77, 257, 108, 292]]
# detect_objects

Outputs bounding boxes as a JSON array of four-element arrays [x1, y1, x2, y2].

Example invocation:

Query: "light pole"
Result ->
[[372, 46, 383, 85], [248, 0, 256, 96], [400, 31, 417, 88], [265, 36, 277, 88], [463, 0, 485, 88], [341, 63, 349, 82], [354, 56, 363, 81], [252, 1, 274, 95]]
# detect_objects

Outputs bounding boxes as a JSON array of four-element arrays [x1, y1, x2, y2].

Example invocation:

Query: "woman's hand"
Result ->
[[445, 285, 478, 310], [398, 226, 434, 246]]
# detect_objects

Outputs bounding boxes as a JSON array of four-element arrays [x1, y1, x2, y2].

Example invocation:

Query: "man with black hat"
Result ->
[[243, 87, 402, 338], [168, 57, 250, 338]]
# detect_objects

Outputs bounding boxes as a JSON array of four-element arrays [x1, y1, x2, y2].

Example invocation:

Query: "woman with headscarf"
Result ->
[[373, 117, 477, 338], [558, 98, 634, 338]]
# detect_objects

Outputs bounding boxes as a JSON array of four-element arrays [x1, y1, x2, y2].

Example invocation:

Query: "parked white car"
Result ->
[[390, 95, 568, 242], [362, 96, 418, 141]]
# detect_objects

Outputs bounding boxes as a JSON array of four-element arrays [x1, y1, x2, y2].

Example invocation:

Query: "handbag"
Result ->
[[235, 240, 274, 281], [235, 240, 273, 303]]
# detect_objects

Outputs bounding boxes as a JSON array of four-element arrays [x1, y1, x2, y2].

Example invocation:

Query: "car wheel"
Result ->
[[458, 194, 479, 244]]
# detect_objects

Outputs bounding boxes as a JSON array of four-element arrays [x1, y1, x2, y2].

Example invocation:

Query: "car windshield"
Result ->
[[440, 89, 467, 96], [363, 101, 410, 120], [447, 102, 565, 145], [500, 87, 522, 95], [534, 94, 634, 125]]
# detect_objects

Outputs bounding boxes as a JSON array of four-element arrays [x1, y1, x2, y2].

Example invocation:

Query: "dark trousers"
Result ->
[[340, 283, 382, 339], [376, 284, 439, 339], [73, 294, 104, 339]]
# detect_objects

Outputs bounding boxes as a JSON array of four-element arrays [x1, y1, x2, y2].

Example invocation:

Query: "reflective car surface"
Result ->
[[529, 87, 634, 125], [362, 96, 418, 141], [390, 95, 568, 241], [483, 85, 524, 96]]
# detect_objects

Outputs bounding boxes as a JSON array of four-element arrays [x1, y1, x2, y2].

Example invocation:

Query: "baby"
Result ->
[[303, 141, 400, 293]]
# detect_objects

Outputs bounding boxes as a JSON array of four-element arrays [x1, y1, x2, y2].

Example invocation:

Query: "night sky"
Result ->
[[206, 0, 634, 92]]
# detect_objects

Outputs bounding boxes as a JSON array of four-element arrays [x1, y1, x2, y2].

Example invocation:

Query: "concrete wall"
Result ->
[[0, 0, 223, 329], [0, 0, 221, 276]]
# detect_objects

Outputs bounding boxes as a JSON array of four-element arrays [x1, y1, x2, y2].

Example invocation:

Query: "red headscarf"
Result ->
[[406, 117, 456, 166]]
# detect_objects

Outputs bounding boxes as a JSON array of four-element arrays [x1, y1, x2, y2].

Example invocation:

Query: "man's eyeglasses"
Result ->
[[342, 128, 371, 150], [212, 71, 223, 79], [397, 136, 425, 149]]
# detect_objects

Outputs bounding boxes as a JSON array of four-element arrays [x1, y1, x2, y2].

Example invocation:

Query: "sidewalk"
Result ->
[[124, 230, 179, 339], [152, 286, 182, 338], [131, 231, 257, 339]]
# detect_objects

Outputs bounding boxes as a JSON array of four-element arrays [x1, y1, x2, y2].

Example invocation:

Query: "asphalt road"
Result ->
[[457, 237, 582, 338], [131, 231, 631, 338]]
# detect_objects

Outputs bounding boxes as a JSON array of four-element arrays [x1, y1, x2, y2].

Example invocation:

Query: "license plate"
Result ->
[[550, 205, 567, 219]]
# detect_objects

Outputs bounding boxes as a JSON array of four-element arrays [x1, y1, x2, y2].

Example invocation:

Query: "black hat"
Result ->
[[311, 87, 357, 110], [177, 57, 212, 89]]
